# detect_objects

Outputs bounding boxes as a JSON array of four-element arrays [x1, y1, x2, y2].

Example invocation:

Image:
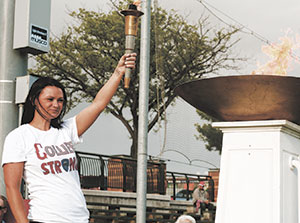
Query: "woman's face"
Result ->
[[35, 86, 64, 120]]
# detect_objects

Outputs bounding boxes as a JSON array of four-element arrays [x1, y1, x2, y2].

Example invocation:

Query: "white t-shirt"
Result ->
[[2, 117, 89, 223]]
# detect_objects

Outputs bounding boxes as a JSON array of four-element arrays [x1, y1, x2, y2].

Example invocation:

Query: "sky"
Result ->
[[49, 0, 300, 174]]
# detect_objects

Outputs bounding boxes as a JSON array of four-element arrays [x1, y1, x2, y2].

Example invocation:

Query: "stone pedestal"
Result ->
[[213, 120, 300, 223]]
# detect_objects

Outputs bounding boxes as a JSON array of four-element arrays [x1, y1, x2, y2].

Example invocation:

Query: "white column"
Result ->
[[213, 120, 300, 223]]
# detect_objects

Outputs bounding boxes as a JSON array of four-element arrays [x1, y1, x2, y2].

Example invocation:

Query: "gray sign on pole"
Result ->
[[13, 0, 51, 55]]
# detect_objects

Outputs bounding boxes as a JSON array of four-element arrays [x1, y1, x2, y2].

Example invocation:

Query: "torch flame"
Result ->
[[252, 31, 300, 75]]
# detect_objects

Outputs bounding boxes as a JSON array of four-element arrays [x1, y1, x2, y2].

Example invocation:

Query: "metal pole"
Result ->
[[136, 0, 151, 222], [0, 0, 28, 195]]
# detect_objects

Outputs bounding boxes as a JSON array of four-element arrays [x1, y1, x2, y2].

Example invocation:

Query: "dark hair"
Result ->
[[21, 77, 67, 128], [0, 195, 8, 208]]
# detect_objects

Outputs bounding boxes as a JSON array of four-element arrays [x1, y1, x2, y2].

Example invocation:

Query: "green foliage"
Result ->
[[30, 0, 241, 157], [194, 110, 223, 154]]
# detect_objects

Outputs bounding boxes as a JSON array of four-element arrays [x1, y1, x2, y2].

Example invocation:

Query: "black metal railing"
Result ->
[[76, 151, 166, 194], [166, 171, 215, 202], [76, 151, 215, 201]]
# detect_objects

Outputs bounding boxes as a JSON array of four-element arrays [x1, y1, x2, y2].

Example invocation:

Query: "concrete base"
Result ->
[[83, 189, 194, 209], [213, 120, 300, 223], [83, 189, 170, 207]]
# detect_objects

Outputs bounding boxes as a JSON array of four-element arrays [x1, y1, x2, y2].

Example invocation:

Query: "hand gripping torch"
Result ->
[[121, 4, 144, 88]]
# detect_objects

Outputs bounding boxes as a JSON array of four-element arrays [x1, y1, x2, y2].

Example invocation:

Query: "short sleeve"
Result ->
[[62, 116, 83, 145], [1, 129, 26, 166]]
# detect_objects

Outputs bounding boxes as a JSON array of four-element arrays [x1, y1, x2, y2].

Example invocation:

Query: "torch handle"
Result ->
[[124, 52, 133, 88], [124, 35, 136, 88]]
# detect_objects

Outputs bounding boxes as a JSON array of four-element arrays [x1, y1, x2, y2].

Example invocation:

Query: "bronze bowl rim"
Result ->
[[174, 74, 300, 125]]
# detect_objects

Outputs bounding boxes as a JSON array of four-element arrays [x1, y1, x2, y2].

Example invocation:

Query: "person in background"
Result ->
[[2, 53, 136, 223], [0, 195, 8, 223], [175, 215, 196, 223], [192, 181, 211, 214]]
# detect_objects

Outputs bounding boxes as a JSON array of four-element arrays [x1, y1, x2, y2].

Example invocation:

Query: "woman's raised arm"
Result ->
[[75, 53, 136, 137]]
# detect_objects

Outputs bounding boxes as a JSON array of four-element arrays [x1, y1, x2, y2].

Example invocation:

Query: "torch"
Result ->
[[121, 3, 144, 88]]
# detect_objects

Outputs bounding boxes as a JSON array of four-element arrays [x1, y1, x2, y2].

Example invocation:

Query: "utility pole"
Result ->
[[136, 0, 151, 222], [0, 0, 28, 195], [0, 0, 50, 195]]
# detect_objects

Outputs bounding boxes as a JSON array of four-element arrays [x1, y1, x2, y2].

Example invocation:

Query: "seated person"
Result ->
[[192, 182, 213, 214]]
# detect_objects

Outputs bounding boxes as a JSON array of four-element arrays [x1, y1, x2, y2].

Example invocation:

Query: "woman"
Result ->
[[2, 53, 136, 223]]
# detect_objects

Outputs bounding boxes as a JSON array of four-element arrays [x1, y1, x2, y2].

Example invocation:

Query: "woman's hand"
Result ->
[[114, 53, 137, 77]]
